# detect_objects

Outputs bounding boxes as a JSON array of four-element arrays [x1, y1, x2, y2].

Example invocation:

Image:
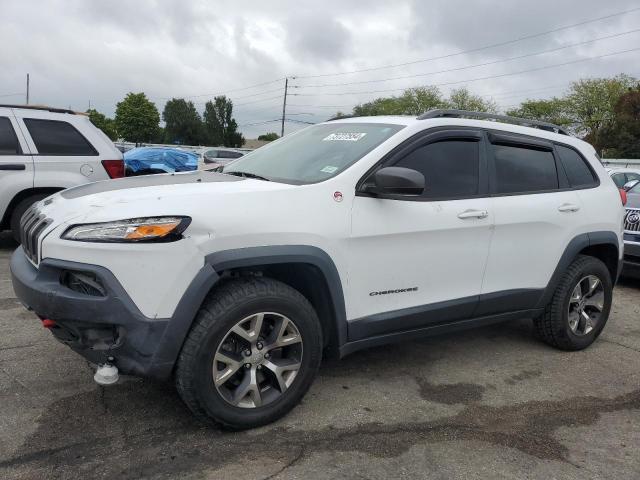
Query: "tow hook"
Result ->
[[94, 357, 119, 386]]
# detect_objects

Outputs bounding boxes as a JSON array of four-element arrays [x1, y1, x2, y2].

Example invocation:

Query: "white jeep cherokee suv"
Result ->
[[11, 110, 624, 429], [0, 104, 124, 242]]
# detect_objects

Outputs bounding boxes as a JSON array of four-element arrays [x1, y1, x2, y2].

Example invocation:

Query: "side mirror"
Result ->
[[623, 179, 639, 191], [367, 166, 425, 196]]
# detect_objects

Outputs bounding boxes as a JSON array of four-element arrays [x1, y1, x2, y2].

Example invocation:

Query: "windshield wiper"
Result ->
[[224, 171, 271, 182]]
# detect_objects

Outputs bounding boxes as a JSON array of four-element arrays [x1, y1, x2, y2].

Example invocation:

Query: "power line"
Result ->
[[291, 47, 640, 97], [156, 77, 285, 100], [293, 6, 640, 79], [294, 28, 640, 89]]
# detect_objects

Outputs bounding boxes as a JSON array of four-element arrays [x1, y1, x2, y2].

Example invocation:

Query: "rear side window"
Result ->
[[556, 145, 597, 188], [611, 172, 627, 188], [394, 140, 479, 198], [24, 118, 97, 156], [492, 145, 558, 194], [0, 117, 21, 155]]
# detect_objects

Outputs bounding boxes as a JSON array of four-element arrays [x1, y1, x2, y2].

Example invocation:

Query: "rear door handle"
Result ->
[[0, 164, 26, 171], [558, 203, 580, 213], [458, 209, 489, 219]]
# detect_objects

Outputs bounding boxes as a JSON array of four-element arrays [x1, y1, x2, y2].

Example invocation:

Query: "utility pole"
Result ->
[[26, 73, 30, 105], [280, 77, 289, 137]]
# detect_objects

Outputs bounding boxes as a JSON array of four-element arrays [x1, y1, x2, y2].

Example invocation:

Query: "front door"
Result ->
[[347, 129, 493, 340]]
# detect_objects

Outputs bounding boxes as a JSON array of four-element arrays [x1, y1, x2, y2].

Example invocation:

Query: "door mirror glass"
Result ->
[[368, 167, 425, 196]]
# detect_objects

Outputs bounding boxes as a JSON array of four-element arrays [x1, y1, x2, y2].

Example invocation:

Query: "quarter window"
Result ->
[[611, 173, 627, 188], [24, 118, 97, 156], [556, 145, 597, 188], [0, 117, 21, 155], [492, 144, 558, 194], [393, 140, 480, 198]]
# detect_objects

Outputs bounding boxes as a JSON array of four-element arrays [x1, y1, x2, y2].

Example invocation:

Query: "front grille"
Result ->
[[624, 208, 640, 233], [19, 207, 51, 265]]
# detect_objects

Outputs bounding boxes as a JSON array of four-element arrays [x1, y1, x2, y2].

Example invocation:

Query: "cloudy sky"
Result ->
[[1, 0, 639, 139]]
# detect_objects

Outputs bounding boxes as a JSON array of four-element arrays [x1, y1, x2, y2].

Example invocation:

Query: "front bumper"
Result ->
[[10, 247, 179, 378], [623, 236, 640, 277]]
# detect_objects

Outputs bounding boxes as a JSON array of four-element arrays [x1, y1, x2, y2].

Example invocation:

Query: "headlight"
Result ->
[[62, 217, 191, 243]]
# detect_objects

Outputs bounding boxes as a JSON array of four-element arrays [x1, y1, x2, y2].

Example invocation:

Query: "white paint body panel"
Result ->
[[34, 116, 624, 323]]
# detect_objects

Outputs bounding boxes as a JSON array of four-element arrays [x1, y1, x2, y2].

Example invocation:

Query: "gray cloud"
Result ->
[[0, 0, 638, 138]]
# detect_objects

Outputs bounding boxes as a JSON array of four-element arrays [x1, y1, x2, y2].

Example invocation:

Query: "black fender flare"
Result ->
[[536, 231, 620, 309]]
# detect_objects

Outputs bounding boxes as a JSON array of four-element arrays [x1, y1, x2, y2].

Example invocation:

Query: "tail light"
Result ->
[[101, 159, 125, 179], [619, 188, 627, 206]]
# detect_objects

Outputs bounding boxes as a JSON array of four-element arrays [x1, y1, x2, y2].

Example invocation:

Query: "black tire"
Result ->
[[533, 255, 612, 351], [175, 277, 322, 430], [9, 194, 50, 244]]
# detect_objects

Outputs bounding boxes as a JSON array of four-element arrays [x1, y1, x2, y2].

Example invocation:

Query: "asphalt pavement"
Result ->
[[0, 231, 638, 480]]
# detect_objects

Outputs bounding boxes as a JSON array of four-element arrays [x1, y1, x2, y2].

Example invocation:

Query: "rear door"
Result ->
[[0, 107, 33, 222], [479, 132, 586, 315]]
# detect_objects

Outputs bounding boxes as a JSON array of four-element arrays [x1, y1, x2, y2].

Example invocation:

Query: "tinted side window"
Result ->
[[0, 117, 21, 155], [492, 145, 558, 194], [556, 145, 596, 188], [394, 140, 479, 198], [24, 119, 97, 155]]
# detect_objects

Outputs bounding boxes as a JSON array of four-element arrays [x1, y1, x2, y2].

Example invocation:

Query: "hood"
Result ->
[[39, 171, 298, 227], [627, 192, 640, 209]]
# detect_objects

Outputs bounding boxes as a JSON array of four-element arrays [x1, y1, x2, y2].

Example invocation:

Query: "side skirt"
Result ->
[[339, 308, 543, 358]]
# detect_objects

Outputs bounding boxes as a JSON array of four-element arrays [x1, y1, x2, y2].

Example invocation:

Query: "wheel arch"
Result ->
[[537, 231, 620, 308], [205, 245, 347, 360]]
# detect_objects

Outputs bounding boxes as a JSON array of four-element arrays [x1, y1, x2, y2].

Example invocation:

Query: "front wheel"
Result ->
[[534, 255, 613, 350], [175, 277, 322, 429]]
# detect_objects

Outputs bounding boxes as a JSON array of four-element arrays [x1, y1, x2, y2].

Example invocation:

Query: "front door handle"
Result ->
[[0, 164, 26, 171], [458, 209, 489, 219], [558, 203, 580, 213]]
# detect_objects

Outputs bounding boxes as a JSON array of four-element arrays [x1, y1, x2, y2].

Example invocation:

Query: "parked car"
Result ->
[[124, 147, 198, 176], [0, 104, 124, 242], [202, 148, 245, 168], [11, 109, 624, 429], [622, 181, 640, 276], [607, 167, 640, 190]]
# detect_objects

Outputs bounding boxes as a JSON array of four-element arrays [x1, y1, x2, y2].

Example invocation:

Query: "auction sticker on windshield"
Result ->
[[323, 132, 367, 142]]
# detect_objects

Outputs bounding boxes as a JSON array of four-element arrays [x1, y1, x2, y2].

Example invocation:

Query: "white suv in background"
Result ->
[[11, 110, 625, 429], [0, 105, 124, 242]]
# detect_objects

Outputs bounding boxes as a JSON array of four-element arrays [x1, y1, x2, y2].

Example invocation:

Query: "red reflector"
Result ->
[[41, 319, 56, 329], [101, 159, 125, 179], [619, 188, 627, 206]]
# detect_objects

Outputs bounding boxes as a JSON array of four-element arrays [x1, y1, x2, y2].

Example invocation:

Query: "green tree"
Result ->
[[506, 98, 573, 128], [257, 132, 279, 141], [114, 92, 160, 144], [203, 96, 244, 147], [446, 87, 498, 113], [565, 74, 637, 149], [162, 98, 203, 145], [86, 109, 117, 140], [354, 86, 447, 116], [599, 87, 640, 158]]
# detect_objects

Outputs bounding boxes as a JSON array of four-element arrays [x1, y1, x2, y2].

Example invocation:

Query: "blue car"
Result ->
[[124, 147, 199, 176]]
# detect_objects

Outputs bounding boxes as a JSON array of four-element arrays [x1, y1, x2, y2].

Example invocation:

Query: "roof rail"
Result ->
[[417, 109, 569, 135], [0, 104, 78, 115]]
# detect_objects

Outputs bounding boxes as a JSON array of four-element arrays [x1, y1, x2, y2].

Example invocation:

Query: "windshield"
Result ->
[[222, 122, 404, 184]]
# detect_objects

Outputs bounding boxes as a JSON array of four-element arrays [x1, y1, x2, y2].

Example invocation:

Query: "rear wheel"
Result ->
[[175, 277, 322, 429], [9, 194, 50, 243], [534, 255, 612, 350]]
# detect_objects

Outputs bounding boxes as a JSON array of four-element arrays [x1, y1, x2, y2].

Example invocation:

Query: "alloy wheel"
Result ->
[[213, 312, 303, 408], [567, 275, 605, 336]]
